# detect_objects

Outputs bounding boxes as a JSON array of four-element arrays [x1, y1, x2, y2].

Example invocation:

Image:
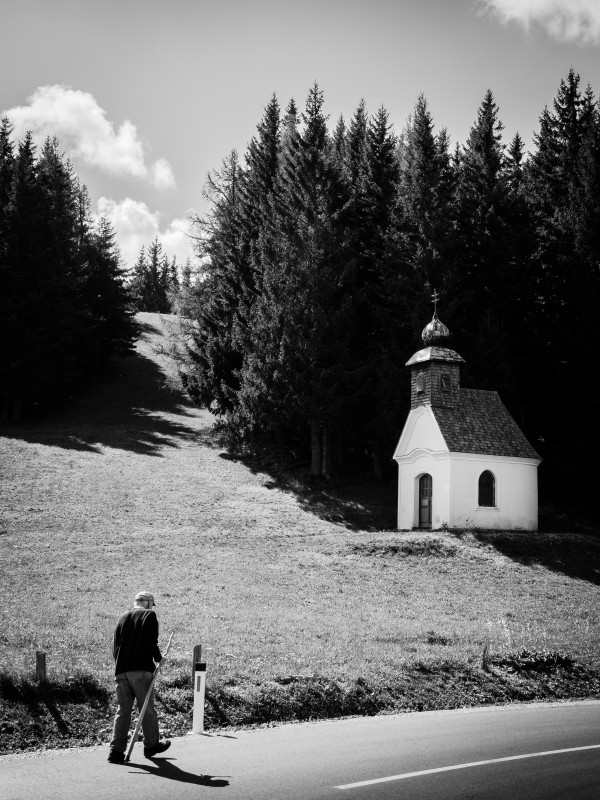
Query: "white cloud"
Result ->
[[95, 197, 195, 269], [161, 215, 197, 264], [478, 0, 600, 44], [151, 158, 176, 191], [4, 85, 176, 189]]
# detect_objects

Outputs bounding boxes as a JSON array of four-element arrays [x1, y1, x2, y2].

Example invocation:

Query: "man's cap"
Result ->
[[135, 591, 156, 606]]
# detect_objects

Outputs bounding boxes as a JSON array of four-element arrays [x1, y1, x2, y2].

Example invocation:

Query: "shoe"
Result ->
[[144, 740, 171, 758], [107, 749, 125, 764]]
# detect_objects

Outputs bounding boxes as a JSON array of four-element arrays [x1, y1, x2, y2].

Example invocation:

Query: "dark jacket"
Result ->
[[113, 608, 162, 675]]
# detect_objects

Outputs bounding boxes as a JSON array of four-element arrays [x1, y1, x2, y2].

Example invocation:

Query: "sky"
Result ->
[[1, 0, 599, 269]]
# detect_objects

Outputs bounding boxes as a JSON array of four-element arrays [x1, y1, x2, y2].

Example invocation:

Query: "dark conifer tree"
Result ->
[[0, 118, 14, 237], [238, 94, 281, 255], [506, 132, 525, 192], [35, 138, 87, 396], [183, 150, 244, 413], [80, 216, 137, 367], [337, 102, 404, 478], [129, 246, 148, 306], [130, 238, 171, 313], [2, 133, 49, 417], [173, 257, 199, 317], [232, 99, 298, 447], [0, 129, 137, 419], [0, 118, 16, 418], [525, 70, 600, 497], [233, 95, 282, 380], [454, 90, 507, 297], [332, 115, 348, 167], [168, 256, 179, 293], [279, 84, 352, 476], [450, 90, 524, 404], [171, 79, 600, 503], [399, 95, 458, 333], [237, 85, 350, 475], [361, 105, 405, 477]]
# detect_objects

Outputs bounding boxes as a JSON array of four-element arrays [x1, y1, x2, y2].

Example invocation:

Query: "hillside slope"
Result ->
[[1, 313, 599, 755], [1, 313, 341, 673]]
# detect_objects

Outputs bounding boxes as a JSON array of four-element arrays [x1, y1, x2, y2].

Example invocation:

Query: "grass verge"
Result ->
[[2, 650, 599, 755]]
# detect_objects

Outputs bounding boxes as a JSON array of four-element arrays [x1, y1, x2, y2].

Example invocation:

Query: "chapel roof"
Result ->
[[406, 346, 465, 366], [432, 388, 541, 460]]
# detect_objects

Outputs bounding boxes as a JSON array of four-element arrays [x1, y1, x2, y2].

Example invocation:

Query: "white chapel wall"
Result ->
[[394, 406, 446, 457], [395, 408, 540, 531], [450, 454, 539, 531], [396, 451, 452, 529], [395, 407, 451, 530]]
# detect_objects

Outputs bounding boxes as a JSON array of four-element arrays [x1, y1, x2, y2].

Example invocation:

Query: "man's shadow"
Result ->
[[128, 757, 230, 787]]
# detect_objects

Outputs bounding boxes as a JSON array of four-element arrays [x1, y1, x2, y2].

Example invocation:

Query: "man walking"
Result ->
[[108, 591, 171, 764]]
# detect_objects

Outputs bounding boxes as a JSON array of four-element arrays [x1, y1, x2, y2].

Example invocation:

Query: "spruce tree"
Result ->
[[451, 90, 523, 402], [280, 84, 351, 476], [236, 85, 350, 475], [130, 238, 171, 313], [524, 71, 600, 498], [362, 105, 405, 477], [80, 216, 137, 367], [0, 129, 138, 419], [183, 150, 244, 413], [399, 95, 458, 332], [0, 118, 15, 418], [232, 99, 297, 447], [36, 137, 86, 397], [2, 133, 49, 417]]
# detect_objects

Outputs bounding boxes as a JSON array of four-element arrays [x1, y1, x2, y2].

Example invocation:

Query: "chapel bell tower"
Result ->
[[406, 292, 464, 410]]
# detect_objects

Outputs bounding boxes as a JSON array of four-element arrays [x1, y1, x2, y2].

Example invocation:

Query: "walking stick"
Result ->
[[125, 631, 174, 763]]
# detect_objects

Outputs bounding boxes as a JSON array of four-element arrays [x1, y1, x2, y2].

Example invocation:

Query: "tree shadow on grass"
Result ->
[[220, 449, 398, 531], [472, 530, 600, 586], [0, 349, 223, 457], [128, 757, 230, 787], [288, 478, 398, 532]]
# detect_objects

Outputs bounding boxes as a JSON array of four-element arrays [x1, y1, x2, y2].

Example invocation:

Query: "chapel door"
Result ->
[[419, 474, 432, 529]]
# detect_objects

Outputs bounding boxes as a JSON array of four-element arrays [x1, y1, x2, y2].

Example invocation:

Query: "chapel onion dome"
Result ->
[[422, 310, 450, 346], [406, 301, 464, 367]]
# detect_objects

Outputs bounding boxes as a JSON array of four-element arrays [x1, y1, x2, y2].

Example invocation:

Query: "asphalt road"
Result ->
[[2, 702, 599, 800]]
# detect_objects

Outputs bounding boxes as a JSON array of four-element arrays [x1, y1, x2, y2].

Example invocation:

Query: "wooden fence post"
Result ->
[[36, 651, 47, 682], [482, 638, 491, 672]]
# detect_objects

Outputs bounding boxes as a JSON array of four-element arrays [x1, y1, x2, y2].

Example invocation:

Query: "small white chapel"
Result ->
[[393, 297, 542, 531]]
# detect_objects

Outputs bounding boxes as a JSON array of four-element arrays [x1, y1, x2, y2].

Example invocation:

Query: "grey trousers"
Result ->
[[110, 670, 159, 752]]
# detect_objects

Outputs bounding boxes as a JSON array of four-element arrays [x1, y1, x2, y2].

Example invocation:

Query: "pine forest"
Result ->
[[178, 70, 599, 505], [2, 69, 599, 508], [0, 124, 138, 420]]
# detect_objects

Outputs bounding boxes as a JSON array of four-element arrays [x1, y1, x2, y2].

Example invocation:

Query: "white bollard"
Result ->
[[191, 661, 207, 734]]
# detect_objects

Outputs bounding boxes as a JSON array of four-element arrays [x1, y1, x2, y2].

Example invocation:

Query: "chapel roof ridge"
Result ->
[[431, 387, 541, 460]]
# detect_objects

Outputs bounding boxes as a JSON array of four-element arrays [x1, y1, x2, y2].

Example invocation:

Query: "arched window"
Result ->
[[416, 373, 425, 392], [478, 470, 496, 507]]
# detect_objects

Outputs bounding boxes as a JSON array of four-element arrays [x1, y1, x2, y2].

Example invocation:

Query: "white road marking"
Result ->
[[335, 743, 600, 789]]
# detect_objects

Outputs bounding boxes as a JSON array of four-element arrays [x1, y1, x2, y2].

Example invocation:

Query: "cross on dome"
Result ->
[[422, 288, 450, 345]]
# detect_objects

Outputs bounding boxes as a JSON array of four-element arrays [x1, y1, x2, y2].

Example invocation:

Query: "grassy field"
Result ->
[[1, 313, 599, 750]]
